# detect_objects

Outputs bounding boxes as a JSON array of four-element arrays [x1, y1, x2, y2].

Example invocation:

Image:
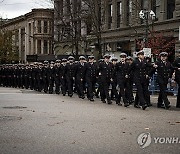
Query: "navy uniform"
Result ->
[[173, 51, 180, 108], [131, 51, 150, 110], [98, 54, 113, 104], [85, 56, 98, 101], [60, 59, 67, 96], [115, 53, 129, 107], [54, 60, 61, 94], [65, 56, 76, 97], [155, 52, 173, 109], [95, 59, 104, 98], [125, 56, 134, 105], [24, 65, 30, 89], [42, 61, 49, 93], [48, 61, 55, 94], [111, 57, 119, 102], [20, 64, 25, 88], [29, 64, 34, 90], [1, 65, 5, 86], [36, 63, 43, 92], [75, 56, 86, 99], [17, 65, 21, 88]]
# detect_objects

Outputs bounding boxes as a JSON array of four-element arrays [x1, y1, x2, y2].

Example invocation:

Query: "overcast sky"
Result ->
[[0, 0, 53, 19]]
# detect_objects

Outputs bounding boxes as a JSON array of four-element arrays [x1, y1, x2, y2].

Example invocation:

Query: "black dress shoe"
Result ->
[[176, 106, 180, 108], [118, 102, 122, 106], [147, 103, 152, 107], [134, 104, 141, 108], [96, 95, 99, 98], [124, 103, 129, 107], [142, 105, 148, 110], [90, 98, 94, 102], [69, 94, 73, 97], [116, 100, 119, 104], [81, 96, 85, 99], [63, 93, 66, 96], [102, 100, 106, 103], [165, 105, 171, 110], [157, 105, 165, 109], [107, 100, 112, 104]]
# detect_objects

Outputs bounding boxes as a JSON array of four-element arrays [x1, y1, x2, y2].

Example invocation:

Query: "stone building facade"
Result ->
[[1, 9, 54, 63], [54, 0, 88, 56], [100, 0, 180, 58], [54, 0, 180, 59]]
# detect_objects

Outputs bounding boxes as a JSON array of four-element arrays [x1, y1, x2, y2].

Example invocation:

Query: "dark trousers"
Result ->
[[37, 78, 43, 92], [99, 77, 111, 101], [29, 78, 33, 90], [61, 77, 67, 95], [48, 78, 54, 93], [43, 78, 48, 93], [24, 76, 29, 89], [55, 77, 60, 94], [111, 80, 119, 100], [117, 79, 128, 104], [76, 78, 85, 97], [177, 84, 180, 108], [66, 77, 74, 95], [157, 80, 170, 107], [125, 80, 134, 103], [86, 78, 96, 99], [134, 80, 149, 106]]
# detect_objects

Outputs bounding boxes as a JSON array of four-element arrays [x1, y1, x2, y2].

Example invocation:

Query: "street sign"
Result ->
[[143, 48, 151, 57]]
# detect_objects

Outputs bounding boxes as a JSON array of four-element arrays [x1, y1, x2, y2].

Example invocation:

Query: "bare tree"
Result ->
[[53, 0, 89, 58], [81, 0, 104, 59]]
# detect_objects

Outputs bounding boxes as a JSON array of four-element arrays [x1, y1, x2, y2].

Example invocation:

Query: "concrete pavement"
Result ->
[[0, 87, 179, 154]]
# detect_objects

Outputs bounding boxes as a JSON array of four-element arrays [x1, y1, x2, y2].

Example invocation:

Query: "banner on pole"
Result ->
[[143, 48, 151, 57]]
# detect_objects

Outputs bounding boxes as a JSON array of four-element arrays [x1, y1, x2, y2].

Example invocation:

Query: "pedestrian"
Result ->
[[65, 56, 76, 97], [42, 61, 49, 93], [111, 57, 119, 102], [115, 53, 129, 107], [75, 56, 86, 99], [131, 50, 150, 110], [85, 55, 98, 101], [98, 54, 113, 104], [48, 61, 55, 94], [154, 52, 173, 109], [173, 50, 180, 108], [60, 58, 67, 96], [125, 56, 135, 105], [54, 60, 61, 94]]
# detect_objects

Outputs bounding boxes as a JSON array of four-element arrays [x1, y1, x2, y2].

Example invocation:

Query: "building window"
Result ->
[[37, 20, 41, 33], [49, 41, 53, 54], [49, 21, 52, 33], [44, 40, 48, 54], [167, 0, 175, 19], [37, 40, 41, 54], [127, 0, 132, 26], [29, 23, 31, 35], [117, 1, 122, 28], [108, 3, 113, 29], [141, 0, 148, 10], [152, 0, 160, 21], [44, 21, 48, 33]]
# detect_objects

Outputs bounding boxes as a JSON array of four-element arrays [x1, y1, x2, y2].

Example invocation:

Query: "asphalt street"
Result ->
[[0, 87, 179, 154]]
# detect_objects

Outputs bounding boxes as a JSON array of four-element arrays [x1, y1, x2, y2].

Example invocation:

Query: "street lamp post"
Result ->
[[139, 10, 156, 48]]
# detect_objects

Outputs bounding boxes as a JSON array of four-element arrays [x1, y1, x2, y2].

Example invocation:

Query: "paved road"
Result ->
[[0, 87, 179, 154]]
